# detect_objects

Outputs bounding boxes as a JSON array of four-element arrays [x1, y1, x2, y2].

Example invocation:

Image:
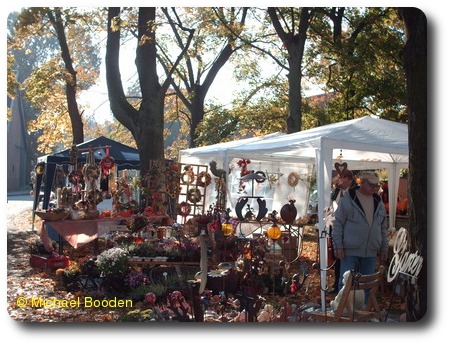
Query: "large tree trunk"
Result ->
[[106, 7, 165, 175], [47, 9, 84, 144], [398, 7, 427, 322]]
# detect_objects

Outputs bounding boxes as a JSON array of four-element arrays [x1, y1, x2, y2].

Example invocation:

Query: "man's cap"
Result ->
[[358, 171, 380, 184]]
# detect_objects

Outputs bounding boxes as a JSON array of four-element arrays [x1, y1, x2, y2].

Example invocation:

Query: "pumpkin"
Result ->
[[396, 198, 408, 215]]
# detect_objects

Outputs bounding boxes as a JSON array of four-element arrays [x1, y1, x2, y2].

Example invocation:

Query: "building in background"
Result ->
[[7, 95, 29, 192]]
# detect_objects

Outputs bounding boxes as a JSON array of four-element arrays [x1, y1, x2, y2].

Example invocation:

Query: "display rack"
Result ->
[[177, 163, 211, 222]]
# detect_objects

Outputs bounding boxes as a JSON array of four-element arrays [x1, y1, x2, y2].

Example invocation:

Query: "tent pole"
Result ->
[[316, 144, 333, 312]]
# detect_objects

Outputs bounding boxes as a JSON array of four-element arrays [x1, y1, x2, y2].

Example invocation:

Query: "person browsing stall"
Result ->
[[332, 171, 388, 293], [329, 169, 357, 293]]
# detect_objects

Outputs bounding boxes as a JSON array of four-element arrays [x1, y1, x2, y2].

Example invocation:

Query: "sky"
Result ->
[[78, 34, 324, 125], [78, 43, 242, 124]]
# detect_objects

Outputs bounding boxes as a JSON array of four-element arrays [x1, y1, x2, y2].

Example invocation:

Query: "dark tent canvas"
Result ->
[[38, 136, 140, 168], [36, 136, 140, 209]]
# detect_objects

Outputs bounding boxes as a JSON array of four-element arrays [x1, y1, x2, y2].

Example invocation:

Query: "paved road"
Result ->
[[6, 191, 35, 232], [7, 192, 34, 215]]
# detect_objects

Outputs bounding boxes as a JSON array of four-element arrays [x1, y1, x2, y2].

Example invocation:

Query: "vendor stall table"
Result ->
[[40, 215, 172, 254], [128, 260, 201, 268]]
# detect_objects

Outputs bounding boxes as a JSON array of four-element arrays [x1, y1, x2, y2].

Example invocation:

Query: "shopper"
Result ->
[[332, 171, 388, 295], [329, 169, 356, 293]]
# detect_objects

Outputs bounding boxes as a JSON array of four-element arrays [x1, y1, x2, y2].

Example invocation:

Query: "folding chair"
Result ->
[[305, 266, 385, 322]]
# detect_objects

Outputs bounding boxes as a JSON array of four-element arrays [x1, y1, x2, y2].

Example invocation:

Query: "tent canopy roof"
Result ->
[[228, 116, 408, 166], [38, 136, 140, 169], [180, 116, 408, 169], [179, 132, 286, 159]]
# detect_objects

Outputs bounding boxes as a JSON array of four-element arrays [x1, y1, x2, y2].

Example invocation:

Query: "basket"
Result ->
[[35, 210, 69, 221]]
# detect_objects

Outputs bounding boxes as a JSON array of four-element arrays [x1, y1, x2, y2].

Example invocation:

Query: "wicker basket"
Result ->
[[35, 210, 69, 221]]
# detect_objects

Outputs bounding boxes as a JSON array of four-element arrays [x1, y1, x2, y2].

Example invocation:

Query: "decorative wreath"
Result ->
[[334, 162, 348, 177], [187, 187, 202, 204], [178, 201, 192, 217], [254, 170, 266, 183], [181, 166, 195, 184], [287, 172, 300, 187], [196, 171, 212, 187]]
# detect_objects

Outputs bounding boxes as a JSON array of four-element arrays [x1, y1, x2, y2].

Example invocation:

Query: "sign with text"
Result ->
[[387, 227, 424, 283]]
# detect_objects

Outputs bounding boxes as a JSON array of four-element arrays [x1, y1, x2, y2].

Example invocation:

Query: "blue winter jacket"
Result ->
[[332, 187, 388, 257]]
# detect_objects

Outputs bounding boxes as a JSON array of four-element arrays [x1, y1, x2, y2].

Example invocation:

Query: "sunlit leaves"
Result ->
[[304, 7, 406, 122], [9, 7, 103, 152]]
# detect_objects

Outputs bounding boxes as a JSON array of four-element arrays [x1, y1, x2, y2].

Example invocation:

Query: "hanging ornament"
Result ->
[[100, 147, 115, 177], [254, 170, 266, 184], [221, 208, 234, 237], [287, 172, 300, 187], [222, 223, 233, 237], [334, 162, 348, 177], [266, 210, 281, 240], [35, 162, 46, 175], [267, 224, 281, 241], [280, 199, 297, 224]]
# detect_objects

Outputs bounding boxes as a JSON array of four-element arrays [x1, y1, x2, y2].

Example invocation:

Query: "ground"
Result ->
[[6, 209, 403, 322]]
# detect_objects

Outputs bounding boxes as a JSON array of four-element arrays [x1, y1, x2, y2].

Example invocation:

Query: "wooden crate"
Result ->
[[30, 253, 70, 269]]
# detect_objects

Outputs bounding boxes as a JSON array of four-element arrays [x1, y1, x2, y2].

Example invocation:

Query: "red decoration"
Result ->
[[100, 147, 115, 176]]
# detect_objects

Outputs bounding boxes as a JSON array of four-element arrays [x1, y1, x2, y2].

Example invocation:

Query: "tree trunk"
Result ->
[[189, 85, 206, 148], [268, 7, 311, 133], [47, 9, 84, 144], [286, 47, 302, 133], [106, 7, 166, 175], [398, 7, 427, 322]]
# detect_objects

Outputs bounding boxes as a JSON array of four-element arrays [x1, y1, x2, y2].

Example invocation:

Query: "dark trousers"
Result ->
[[333, 259, 341, 291]]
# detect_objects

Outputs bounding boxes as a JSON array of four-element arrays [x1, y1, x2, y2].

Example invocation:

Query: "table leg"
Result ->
[[58, 234, 64, 255]]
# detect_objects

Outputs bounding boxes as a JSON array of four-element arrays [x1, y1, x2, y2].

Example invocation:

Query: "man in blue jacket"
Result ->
[[329, 169, 357, 293], [332, 171, 388, 292]]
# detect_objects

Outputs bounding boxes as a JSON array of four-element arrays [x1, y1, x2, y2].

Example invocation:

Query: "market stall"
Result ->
[[36, 136, 140, 210], [29, 117, 408, 317], [179, 116, 409, 310]]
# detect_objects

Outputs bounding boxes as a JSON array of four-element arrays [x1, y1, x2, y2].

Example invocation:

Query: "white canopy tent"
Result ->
[[179, 116, 409, 310], [178, 132, 309, 217]]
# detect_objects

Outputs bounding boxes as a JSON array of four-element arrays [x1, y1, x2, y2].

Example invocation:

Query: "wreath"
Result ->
[[287, 172, 300, 187], [254, 170, 266, 183], [187, 187, 202, 203], [196, 171, 212, 187], [181, 166, 195, 184], [178, 201, 192, 217]]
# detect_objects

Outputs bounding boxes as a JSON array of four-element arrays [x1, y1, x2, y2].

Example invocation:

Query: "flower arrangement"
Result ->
[[126, 214, 149, 233], [156, 238, 181, 257], [96, 247, 129, 277], [124, 272, 150, 289], [128, 242, 156, 258]]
